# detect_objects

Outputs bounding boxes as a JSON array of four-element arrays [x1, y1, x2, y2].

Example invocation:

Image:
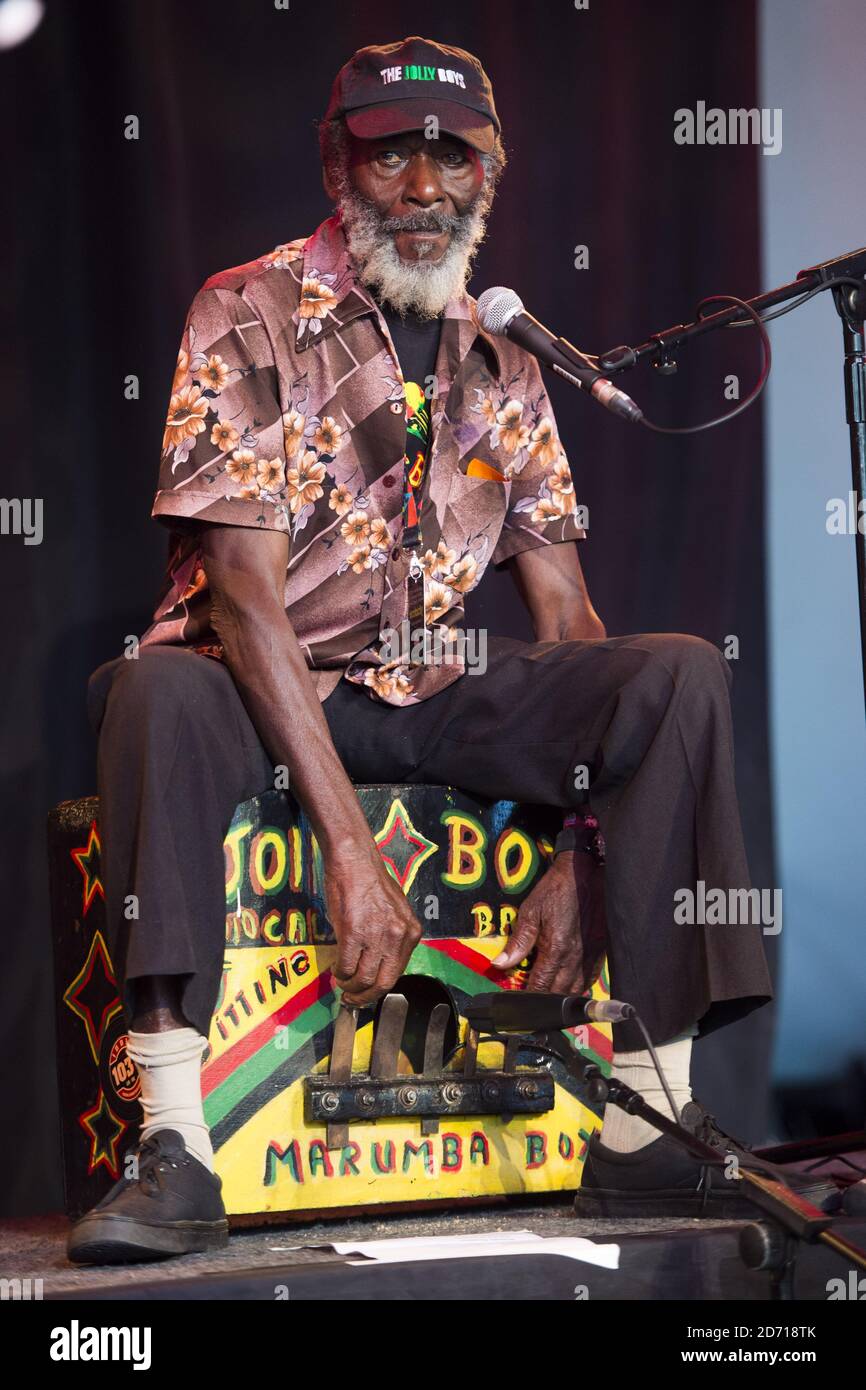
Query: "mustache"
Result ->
[[380, 210, 464, 235]]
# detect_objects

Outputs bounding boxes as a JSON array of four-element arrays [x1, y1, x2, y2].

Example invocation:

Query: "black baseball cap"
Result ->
[[324, 36, 500, 154]]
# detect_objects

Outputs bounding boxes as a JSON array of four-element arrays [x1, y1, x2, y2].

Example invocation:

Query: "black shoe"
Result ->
[[67, 1129, 229, 1264], [574, 1100, 844, 1219]]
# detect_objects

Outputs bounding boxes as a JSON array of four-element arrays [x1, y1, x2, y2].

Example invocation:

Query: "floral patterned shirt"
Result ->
[[139, 213, 587, 705]]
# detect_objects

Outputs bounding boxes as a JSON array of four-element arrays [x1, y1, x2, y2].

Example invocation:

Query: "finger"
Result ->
[[492, 910, 541, 970], [550, 958, 584, 996], [575, 948, 605, 994], [527, 953, 561, 991], [527, 929, 571, 991], [334, 934, 365, 985], [341, 932, 415, 1005], [341, 979, 388, 1008], [343, 948, 406, 1007], [333, 947, 380, 997], [374, 953, 405, 995]]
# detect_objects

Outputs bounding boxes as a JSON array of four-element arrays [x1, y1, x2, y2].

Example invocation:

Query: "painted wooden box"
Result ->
[[48, 785, 612, 1222]]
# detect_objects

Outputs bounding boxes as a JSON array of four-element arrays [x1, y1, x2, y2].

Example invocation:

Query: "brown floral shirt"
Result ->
[[139, 214, 587, 705]]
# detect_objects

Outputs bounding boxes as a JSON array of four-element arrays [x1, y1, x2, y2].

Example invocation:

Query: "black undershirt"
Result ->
[[377, 299, 442, 393], [376, 300, 442, 555]]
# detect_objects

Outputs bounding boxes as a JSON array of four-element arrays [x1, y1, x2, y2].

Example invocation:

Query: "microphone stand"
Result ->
[[522, 1029, 866, 1300], [597, 245, 866, 721]]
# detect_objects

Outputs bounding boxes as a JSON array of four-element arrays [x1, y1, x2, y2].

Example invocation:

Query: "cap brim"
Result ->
[[345, 96, 496, 154]]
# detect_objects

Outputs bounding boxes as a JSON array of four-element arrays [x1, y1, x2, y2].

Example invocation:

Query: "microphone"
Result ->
[[475, 287, 643, 425], [464, 991, 635, 1034]]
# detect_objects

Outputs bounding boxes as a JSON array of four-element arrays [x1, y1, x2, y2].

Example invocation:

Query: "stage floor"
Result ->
[[4, 1198, 865, 1300]]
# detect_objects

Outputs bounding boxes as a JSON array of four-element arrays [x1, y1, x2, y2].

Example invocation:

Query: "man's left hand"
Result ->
[[491, 850, 606, 995]]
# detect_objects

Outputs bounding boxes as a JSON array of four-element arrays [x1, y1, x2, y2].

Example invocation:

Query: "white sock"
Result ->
[[600, 1031, 696, 1154], [126, 1027, 214, 1172]]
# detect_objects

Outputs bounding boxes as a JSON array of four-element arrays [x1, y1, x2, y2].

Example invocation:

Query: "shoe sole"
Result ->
[[574, 1184, 842, 1221], [67, 1214, 229, 1265]]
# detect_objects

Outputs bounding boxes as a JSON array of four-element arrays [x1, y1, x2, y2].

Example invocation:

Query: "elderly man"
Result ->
[[68, 36, 834, 1265]]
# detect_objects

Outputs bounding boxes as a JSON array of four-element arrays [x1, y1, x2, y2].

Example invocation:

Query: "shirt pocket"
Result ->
[[456, 445, 508, 483], [443, 465, 509, 548]]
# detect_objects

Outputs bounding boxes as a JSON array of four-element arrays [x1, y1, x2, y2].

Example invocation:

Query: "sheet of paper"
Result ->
[[271, 1228, 619, 1270], [268, 1228, 537, 1255]]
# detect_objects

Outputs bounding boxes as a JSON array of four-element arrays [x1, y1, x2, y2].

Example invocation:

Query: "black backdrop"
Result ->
[[2, 0, 776, 1217]]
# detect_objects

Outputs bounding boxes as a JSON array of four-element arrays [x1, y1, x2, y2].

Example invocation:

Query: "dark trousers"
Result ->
[[85, 633, 773, 1053]]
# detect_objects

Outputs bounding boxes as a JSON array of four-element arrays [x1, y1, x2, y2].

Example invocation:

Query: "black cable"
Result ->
[[629, 276, 864, 434], [639, 293, 772, 436], [591, 276, 860, 368], [628, 1011, 801, 1194], [702, 281, 823, 327], [699, 274, 863, 328], [633, 1013, 683, 1126], [448, 1016, 797, 1192], [442, 1032, 504, 1067]]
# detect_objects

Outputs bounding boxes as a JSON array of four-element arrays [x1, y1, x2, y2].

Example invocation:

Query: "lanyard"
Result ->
[[401, 382, 433, 655], [401, 382, 431, 552]]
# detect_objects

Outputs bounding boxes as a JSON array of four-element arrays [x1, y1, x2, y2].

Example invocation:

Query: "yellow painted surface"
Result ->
[[205, 938, 612, 1217]]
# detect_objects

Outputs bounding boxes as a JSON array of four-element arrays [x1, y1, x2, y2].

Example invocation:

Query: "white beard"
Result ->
[[337, 186, 493, 319]]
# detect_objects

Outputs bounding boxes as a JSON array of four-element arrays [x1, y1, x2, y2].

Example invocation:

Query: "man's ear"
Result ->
[[321, 165, 338, 202]]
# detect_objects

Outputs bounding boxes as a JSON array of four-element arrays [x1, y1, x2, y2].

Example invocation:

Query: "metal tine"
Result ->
[[503, 1036, 520, 1073], [463, 1024, 479, 1077], [423, 1003, 451, 1075], [325, 1124, 347, 1155], [329, 1004, 359, 1081], [326, 1004, 358, 1151], [421, 1002, 450, 1136], [370, 992, 408, 1078]]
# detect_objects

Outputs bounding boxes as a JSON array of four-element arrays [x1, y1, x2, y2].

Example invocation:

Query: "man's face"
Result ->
[[332, 125, 496, 318], [346, 131, 486, 265]]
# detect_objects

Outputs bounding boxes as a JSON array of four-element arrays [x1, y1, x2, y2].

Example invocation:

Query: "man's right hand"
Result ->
[[199, 524, 424, 1009], [325, 846, 423, 1007]]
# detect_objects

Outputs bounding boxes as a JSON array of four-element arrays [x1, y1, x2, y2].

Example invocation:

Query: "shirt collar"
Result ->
[[294, 213, 503, 381]]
